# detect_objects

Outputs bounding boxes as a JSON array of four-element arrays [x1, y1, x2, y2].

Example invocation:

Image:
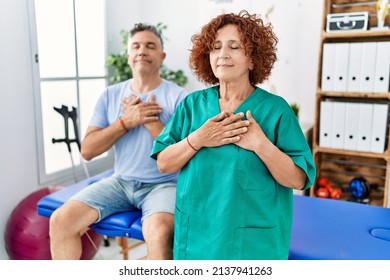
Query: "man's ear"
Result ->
[[161, 51, 167, 62]]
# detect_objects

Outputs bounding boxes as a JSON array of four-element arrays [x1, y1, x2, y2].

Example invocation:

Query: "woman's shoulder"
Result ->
[[182, 86, 217, 102], [255, 87, 289, 106]]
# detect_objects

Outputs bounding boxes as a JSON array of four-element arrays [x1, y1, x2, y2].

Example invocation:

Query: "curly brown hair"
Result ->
[[189, 10, 278, 86]]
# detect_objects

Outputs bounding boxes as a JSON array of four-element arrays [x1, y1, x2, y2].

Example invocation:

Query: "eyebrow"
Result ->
[[131, 41, 158, 47], [214, 39, 240, 44]]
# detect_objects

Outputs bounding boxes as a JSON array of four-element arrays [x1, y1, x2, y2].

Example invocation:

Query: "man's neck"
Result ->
[[131, 74, 162, 94]]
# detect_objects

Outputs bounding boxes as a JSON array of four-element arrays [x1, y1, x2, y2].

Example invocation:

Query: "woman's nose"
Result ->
[[218, 47, 230, 59]]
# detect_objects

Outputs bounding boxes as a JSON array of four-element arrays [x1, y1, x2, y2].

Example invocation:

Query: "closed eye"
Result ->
[[229, 42, 241, 49], [212, 42, 222, 50], [146, 43, 156, 49]]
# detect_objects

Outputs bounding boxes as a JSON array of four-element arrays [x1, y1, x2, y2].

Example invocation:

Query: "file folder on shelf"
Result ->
[[331, 102, 346, 149], [369, 104, 389, 153], [333, 43, 350, 92], [344, 102, 359, 150], [357, 103, 373, 152], [319, 101, 333, 148], [321, 43, 336, 91], [347, 43, 363, 92], [373, 42, 390, 93], [359, 42, 377, 93]]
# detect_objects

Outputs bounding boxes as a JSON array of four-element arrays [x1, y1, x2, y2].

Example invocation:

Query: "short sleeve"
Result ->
[[275, 105, 316, 190], [89, 89, 109, 128], [150, 101, 186, 160]]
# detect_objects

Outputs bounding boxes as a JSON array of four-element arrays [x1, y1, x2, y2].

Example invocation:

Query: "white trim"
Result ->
[[27, 0, 112, 186]]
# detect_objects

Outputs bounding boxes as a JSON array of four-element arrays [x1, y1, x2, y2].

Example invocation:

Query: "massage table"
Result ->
[[37, 169, 390, 259], [290, 195, 390, 259], [37, 169, 144, 259]]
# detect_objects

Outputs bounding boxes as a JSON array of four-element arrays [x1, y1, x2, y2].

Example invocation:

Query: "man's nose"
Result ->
[[137, 45, 148, 55]]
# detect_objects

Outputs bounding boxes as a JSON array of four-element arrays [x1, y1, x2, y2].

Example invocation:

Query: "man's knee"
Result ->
[[50, 206, 74, 238], [49, 201, 98, 237], [143, 213, 174, 244]]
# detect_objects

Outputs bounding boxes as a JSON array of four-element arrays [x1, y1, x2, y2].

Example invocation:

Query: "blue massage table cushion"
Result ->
[[290, 195, 390, 260], [37, 169, 144, 240]]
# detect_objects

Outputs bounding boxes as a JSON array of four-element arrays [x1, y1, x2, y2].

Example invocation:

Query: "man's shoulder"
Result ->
[[106, 79, 130, 93], [161, 79, 187, 93]]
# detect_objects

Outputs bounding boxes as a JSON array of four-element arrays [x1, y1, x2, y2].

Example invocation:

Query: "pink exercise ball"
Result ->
[[4, 186, 103, 260]]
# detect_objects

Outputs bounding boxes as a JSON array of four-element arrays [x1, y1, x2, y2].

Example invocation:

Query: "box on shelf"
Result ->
[[326, 12, 368, 32]]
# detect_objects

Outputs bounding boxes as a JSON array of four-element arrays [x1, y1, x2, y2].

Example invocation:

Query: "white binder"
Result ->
[[344, 102, 360, 150], [370, 103, 389, 153], [333, 43, 350, 92], [373, 42, 390, 93], [347, 43, 363, 92], [319, 101, 333, 148], [321, 43, 336, 91], [357, 103, 373, 152], [331, 102, 346, 149], [359, 42, 377, 93]]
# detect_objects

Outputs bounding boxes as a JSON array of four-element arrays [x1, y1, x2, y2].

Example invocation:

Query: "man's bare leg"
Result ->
[[49, 200, 99, 260], [142, 212, 174, 260]]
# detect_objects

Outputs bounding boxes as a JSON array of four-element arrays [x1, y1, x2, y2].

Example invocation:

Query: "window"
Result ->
[[27, 0, 113, 185]]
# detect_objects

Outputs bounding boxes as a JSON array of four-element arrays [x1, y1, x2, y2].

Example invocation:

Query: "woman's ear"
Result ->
[[249, 60, 254, 71]]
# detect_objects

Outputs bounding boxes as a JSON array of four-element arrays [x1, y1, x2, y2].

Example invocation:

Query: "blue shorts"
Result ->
[[69, 176, 176, 222]]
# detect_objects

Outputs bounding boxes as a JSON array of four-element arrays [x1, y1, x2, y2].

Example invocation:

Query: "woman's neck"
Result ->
[[218, 81, 255, 113], [219, 81, 254, 101]]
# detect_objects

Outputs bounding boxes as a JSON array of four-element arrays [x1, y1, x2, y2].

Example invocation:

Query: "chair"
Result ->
[[37, 169, 144, 260]]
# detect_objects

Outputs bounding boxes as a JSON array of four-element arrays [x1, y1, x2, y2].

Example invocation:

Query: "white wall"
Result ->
[[106, 0, 323, 124], [265, 1, 323, 123], [0, 0, 40, 259], [0, 0, 323, 259]]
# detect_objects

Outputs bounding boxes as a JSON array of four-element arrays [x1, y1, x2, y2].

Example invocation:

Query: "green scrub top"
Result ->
[[151, 86, 316, 260]]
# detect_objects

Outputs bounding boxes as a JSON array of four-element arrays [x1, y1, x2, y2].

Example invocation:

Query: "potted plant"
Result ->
[[290, 102, 300, 119], [106, 23, 188, 87]]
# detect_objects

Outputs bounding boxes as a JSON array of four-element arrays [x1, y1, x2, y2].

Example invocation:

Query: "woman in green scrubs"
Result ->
[[151, 11, 316, 260]]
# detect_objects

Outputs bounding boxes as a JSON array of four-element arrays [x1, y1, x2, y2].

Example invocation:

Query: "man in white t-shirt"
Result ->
[[49, 23, 188, 260]]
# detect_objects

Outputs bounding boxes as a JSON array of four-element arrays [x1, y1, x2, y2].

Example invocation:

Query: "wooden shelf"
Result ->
[[317, 91, 390, 99], [322, 30, 390, 40], [312, 0, 390, 208], [313, 146, 390, 161]]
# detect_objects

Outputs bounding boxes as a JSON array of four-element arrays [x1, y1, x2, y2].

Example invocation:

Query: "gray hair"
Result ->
[[129, 23, 164, 49]]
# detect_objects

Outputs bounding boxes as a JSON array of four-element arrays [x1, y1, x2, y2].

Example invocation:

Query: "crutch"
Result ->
[[52, 105, 79, 182], [68, 106, 90, 178], [52, 105, 110, 254]]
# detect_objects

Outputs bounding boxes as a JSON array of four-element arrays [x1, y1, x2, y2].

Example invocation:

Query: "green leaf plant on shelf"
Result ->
[[106, 23, 188, 87], [290, 102, 300, 119]]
